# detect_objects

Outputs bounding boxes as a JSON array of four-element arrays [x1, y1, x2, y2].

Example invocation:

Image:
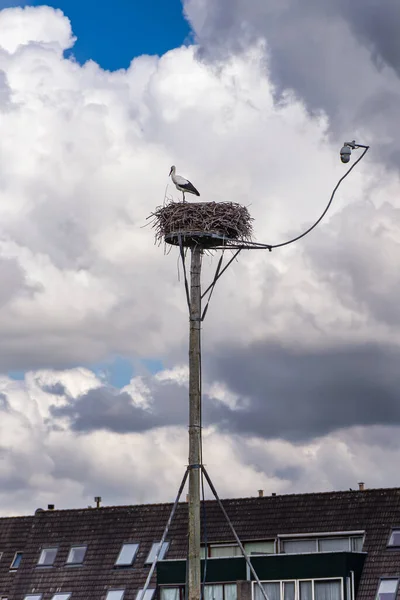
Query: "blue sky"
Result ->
[[2, 0, 183, 384], [1, 0, 192, 70]]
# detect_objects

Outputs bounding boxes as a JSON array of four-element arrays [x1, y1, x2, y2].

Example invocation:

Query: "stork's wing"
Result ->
[[181, 180, 200, 196], [174, 174, 190, 186]]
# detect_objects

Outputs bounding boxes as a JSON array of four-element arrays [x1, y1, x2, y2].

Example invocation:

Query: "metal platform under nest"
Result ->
[[165, 231, 233, 248], [165, 231, 271, 250]]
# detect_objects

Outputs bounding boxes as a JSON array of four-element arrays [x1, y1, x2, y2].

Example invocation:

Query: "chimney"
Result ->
[[94, 496, 102, 508], [358, 482, 365, 491], [47, 504, 55, 511], [258, 489, 264, 498], [271, 493, 276, 497]]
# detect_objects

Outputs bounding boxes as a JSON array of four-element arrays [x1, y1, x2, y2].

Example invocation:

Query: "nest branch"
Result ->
[[149, 201, 253, 245]]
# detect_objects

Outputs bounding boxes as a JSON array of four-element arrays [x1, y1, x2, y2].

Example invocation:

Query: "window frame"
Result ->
[[160, 584, 236, 600], [66, 544, 87, 566], [252, 577, 344, 600], [387, 528, 400, 549], [281, 538, 318, 554], [10, 551, 23, 570], [105, 591, 126, 600], [204, 540, 276, 558], [160, 586, 185, 600], [145, 541, 169, 564], [209, 544, 242, 558], [317, 537, 352, 552], [23, 595, 43, 600], [115, 542, 140, 567], [244, 541, 276, 555], [136, 589, 156, 600], [51, 594, 72, 600], [37, 546, 58, 567], [278, 532, 364, 554], [204, 583, 237, 600], [375, 578, 400, 600]]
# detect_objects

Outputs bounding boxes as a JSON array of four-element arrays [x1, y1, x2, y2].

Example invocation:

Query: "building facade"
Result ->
[[0, 487, 399, 600]]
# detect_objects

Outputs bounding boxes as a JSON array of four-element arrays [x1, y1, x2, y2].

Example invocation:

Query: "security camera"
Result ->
[[340, 144, 352, 163], [340, 140, 362, 164]]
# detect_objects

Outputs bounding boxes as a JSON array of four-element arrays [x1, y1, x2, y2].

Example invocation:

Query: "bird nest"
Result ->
[[149, 201, 253, 247]]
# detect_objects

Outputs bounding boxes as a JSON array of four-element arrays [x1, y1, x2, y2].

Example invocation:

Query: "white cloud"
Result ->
[[0, 14, 386, 370], [0, 5, 398, 512], [0, 366, 399, 515], [0, 6, 75, 54]]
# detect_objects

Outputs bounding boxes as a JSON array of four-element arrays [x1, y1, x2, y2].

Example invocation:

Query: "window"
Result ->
[[351, 537, 363, 552], [204, 585, 223, 600], [115, 543, 139, 566], [161, 590, 181, 600], [136, 589, 155, 600], [280, 535, 363, 554], [10, 552, 23, 569], [281, 539, 317, 554], [203, 585, 236, 600], [283, 582, 295, 600], [209, 541, 274, 558], [24, 596, 43, 600], [66, 545, 87, 565], [210, 545, 241, 558], [106, 591, 125, 600], [314, 580, 341, 600], [255, 583, 280, 600], [388, 529, 400, 547], [145, 541, 169, 564], [376, 579, 399, 600], [38, 547, 58, 566], [245, 541, 274, 555], [161, 587, 235, 600], [51, 595, 72, 600], [254, 579, 342, 600], [318, 538, 350, 552], [299, 582, 312, 600]]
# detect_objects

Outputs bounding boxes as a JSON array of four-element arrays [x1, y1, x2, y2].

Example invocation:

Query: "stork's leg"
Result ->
[[182, 191, 186, 202]]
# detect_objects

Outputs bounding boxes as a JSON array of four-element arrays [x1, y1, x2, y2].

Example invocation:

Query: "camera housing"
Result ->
[[340, 146, 352, 163]]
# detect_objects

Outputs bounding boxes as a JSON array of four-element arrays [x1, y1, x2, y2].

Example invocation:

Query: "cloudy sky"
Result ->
[[0, 0, 399, 516]]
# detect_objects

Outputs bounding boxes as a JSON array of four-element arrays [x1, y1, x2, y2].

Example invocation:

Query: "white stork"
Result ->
[[169, 166, 200, 202]]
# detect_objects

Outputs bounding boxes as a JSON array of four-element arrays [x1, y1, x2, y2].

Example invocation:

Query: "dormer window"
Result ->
[[106, 591, 125, 600], [388, 529, 400, 548], [115, 543, 139, 566], [136, 589, 155, 600], [38, 547, 58, 566], [280, 534, 364, 554], [10, 552, 23, 569], [66, 545, 87, 565], [145, 542, 169, 564], [376, 579, 399, 600]]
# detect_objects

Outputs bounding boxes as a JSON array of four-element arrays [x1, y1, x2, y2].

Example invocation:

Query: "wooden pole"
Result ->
[[188, 245, 202, 600]]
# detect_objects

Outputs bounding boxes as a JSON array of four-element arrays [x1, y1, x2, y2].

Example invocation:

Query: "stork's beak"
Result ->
[[169, 167, 173, 176]]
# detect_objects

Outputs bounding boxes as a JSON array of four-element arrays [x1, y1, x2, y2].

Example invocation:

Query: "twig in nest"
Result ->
[[148, 201, 253, 245]]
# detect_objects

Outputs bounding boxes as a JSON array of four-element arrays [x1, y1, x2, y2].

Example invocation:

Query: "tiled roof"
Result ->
[[0, 487, 400, 599]]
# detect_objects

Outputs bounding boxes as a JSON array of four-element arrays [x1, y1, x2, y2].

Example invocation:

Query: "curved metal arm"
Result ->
[[193, 145, 370, 252], [269, 145, 370, 250]]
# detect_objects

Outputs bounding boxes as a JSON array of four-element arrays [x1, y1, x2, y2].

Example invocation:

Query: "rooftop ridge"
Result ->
[[1, 485, 399, 519]]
